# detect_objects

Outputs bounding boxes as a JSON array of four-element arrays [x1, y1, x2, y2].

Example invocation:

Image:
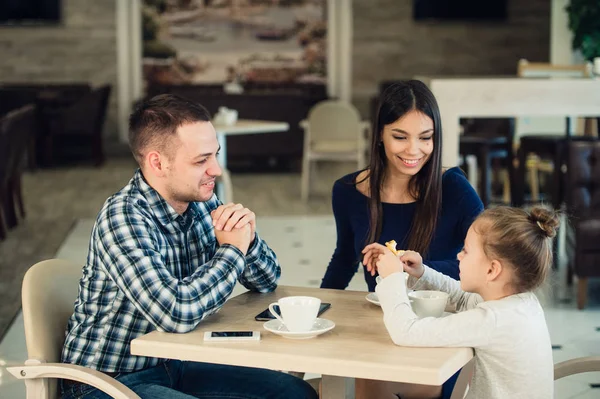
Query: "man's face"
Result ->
[[163, 121, 222, 204]]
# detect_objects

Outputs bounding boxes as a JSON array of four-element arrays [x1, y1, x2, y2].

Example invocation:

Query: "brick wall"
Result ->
[[353, 0, 551, 115], [0, 0, 118, 139], [0, 0, 551, 134]]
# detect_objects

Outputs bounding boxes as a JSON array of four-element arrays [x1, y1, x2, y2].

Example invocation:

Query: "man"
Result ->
[[61, 94, 317, 399]]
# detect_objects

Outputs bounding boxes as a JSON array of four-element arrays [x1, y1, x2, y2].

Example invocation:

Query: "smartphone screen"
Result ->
[[210, 331, 254, 338], [255, 303, 331, 321]]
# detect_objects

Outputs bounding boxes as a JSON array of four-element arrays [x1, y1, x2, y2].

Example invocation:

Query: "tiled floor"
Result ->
[[1, 216, 599, 398]]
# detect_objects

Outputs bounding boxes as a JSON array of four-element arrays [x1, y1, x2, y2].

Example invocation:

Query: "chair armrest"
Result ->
[[554, 356, 600, 380], [449, 357, 475, 399], [7, 362, 141, 399]]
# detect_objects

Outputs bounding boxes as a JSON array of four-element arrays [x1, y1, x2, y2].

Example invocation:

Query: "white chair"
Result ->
[[449, 356, 600, 398], [300, 100, 368, 202], [449, 358, 475, 399], [554, 356, 600, 380], [7, 259, 140, 399]]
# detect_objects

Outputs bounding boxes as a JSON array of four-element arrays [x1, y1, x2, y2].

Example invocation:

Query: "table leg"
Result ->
[[216, 133, 227, 201], [465, 155, 478, 192], [552, 142, 564, 210], [514, 145, 527, 207], [480, 144, 491, 208], [321, 375, 354, 399]]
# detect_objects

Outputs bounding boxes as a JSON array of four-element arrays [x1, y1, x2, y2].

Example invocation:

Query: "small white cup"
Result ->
[[223, 109, 238, 125], [408, 290, 448, 318], [268, 296, 320, 332]]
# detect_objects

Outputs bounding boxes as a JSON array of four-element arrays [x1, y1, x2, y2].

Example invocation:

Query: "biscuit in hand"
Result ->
[[385, 240, 405, 257]]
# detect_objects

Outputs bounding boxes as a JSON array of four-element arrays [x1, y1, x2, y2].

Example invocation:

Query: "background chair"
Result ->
[[564, 141, 600, 309], [300, 100, 368, 202], [0, 105, 37, 240], [459, 118, 515, 207], [7, 259, 140, 399], [43, 84, 111, 166], [514, 59, 595, 208]]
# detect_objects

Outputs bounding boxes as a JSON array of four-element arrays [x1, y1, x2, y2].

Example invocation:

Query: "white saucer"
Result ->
[[263, 318, 335, 339], [365, 292, 381, 306], [366, 290, 413, 307]]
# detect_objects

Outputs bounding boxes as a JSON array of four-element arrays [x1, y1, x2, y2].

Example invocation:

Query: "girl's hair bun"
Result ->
[[529, 206, 559, 238]]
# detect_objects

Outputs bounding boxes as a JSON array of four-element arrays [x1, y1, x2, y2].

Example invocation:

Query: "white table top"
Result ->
[[130, 286, 473, 386], [213, 119, 290, 136], [423, 77, 600, 167]]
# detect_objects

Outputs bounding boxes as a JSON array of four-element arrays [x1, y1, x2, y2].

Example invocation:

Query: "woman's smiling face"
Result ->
[[380, 109, 434, 177]]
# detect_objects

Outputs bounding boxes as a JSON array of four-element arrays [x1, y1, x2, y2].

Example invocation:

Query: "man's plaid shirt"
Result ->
[[61, 170, 280, 372]]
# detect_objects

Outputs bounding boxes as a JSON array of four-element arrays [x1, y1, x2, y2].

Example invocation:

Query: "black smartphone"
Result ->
[[255, 303, 331, 321]]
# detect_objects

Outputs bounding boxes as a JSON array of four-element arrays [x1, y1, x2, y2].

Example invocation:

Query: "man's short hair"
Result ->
[[128, 94, 212, 165]]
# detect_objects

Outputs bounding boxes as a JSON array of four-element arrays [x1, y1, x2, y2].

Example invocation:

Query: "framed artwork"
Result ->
[[142, 0, 327, 86]]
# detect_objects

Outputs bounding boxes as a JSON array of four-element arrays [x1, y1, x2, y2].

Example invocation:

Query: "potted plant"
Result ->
[[566, 0, 600, 62]]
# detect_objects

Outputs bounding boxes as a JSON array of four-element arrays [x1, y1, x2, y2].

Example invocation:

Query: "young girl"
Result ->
[[362, 206, 558, 399]]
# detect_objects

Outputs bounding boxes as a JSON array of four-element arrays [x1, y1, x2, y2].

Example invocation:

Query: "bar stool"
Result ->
[[459, 118, 515, 208], [514, 117, 600, 208]]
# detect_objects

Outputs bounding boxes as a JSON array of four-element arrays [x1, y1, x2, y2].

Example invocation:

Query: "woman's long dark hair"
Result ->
[[362, 80, 443, 257]]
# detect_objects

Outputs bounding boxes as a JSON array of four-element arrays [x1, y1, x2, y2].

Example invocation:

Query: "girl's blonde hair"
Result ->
[[473, 206, 559, 293]]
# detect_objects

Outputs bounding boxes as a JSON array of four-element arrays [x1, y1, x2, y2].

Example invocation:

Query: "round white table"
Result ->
[[213, 119, 290, 201]]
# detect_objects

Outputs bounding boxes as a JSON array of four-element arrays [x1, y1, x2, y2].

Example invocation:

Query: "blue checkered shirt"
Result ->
[[61, 170, 280, 372]]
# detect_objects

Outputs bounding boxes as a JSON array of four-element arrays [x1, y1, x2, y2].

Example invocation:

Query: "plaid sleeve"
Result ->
[[97, 200, 245, 333], [237, 233, 280, 293], [204, 195, 280, 292]]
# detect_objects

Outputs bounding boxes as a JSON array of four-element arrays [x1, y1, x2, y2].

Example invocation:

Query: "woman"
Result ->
[[320, 80, 484, 399], [321, 80, 483, 292]]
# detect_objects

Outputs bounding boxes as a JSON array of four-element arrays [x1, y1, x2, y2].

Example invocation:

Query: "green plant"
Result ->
[[142, 7, 161, 41], [144, 0, 167, 13], [143, 40, 177, 59], [566, 0, 600, 61]]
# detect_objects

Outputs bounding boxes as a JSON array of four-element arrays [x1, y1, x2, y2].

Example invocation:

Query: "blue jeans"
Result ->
[[61, 360, 318, 399]]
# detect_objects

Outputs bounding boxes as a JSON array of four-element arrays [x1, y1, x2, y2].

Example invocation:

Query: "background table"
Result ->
[[212, 119, 289, 200], [131, 286, 473, 399], [425, 77, 600, 202]]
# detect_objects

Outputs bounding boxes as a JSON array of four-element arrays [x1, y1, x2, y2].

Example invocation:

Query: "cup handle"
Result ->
[[268, 302, 285, 324]]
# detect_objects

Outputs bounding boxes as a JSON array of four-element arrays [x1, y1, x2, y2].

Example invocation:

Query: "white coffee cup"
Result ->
[[268, 296, 321, 332], [408, 290, 449, 318], [223, 109, 238, 125]]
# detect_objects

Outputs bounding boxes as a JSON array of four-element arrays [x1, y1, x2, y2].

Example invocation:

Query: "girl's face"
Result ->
[[380, 110, 434, 177], [457, 222, 492, 294]]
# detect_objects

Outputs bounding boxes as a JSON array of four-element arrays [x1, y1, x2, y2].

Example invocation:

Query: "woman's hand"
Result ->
[[399, 250, 425, 279], [363, 243, 405, 278], [362, 243, 388, 276]]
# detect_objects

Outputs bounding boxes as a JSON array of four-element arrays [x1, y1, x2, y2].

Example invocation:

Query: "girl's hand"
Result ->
[[362, 243, 388, 276], [399, 250, 425, 278], [375, 249, 404, 279]]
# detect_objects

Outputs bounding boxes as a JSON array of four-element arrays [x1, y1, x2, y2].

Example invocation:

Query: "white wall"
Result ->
[[515, 0, 575, 138], [551, 0, 573, 64]]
